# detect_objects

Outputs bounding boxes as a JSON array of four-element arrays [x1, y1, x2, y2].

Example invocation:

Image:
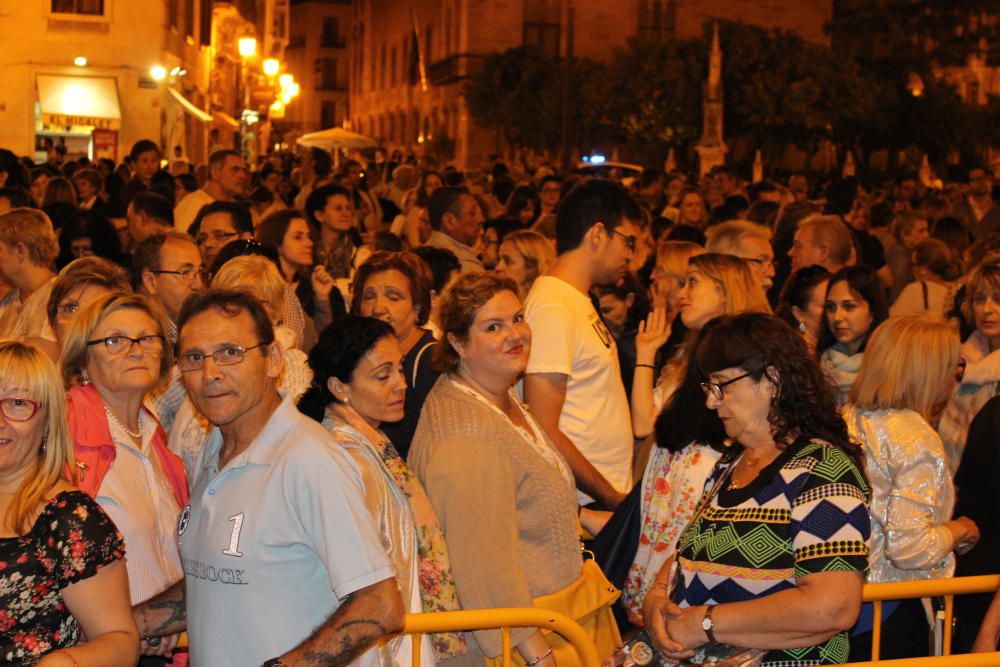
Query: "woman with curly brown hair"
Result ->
[[643, 313, 870, 666]]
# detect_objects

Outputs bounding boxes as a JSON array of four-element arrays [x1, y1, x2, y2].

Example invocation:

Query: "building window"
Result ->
[[638, 0, 675, 43], [523, 0, 560, 58], [51, 0, 105, 15], [380, 45, 386, 89], [184, 0, 195, 38], [390, 46, 397, 86], [321, 101, 337, 129], [966, 80, 981, 105], [322, 17, 344, 48], [315, 58, 339, 90]]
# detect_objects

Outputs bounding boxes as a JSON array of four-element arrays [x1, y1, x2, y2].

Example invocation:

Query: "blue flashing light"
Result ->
[[589, 153, 606, 165]]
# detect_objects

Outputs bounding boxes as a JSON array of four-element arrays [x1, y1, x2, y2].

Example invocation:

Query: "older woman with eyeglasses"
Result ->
[[60, 292, 188, 660], [0, 341, 139, 666]]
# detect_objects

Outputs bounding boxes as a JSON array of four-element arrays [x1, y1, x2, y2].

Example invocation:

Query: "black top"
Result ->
[[955, 395, 1000, 579], [0, 490, 124, 665], [382, 329, 439, 459]]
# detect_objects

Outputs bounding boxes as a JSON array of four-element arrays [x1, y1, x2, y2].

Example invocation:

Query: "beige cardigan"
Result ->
[[409, 376, 582, 665]]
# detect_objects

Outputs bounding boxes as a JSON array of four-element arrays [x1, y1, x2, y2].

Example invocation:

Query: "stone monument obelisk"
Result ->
[[696, 23, 727, 178]]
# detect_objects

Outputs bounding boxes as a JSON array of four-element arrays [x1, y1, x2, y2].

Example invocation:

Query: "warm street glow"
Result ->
[[278, 73, 293, 88], [150, 65, 167, 81], [263, 58, 280, 76], [238, 36, 257, 58], [73, 56, 88, 67]]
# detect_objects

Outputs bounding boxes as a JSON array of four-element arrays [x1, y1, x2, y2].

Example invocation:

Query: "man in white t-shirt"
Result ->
[[173, 149, 248, 234], [523, 179, 640, 509]]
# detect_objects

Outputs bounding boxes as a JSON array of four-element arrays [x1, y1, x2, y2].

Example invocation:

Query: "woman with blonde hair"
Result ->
[[844, 314, 978, 661], [61, 292, 188, 658], [0, 340, 138, 665], [650, 240, 704, 313], [939, 257, 1000, 472], [621, 253, 770, 624], [26, 256, 132, 361], [494, 230, 556, 299]]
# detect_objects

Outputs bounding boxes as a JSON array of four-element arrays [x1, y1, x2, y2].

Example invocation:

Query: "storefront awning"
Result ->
[[212, 110, 240, 130], [167, 86, 213, 122], [36, 74, 121, 130]]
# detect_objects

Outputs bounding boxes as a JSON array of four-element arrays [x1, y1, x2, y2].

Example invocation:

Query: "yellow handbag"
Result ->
[[487, 558, 622, 667]]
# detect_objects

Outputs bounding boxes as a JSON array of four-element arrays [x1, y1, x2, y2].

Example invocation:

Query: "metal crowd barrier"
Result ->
[[402, 608, 601, 667], [844, 574, 1000, 665]]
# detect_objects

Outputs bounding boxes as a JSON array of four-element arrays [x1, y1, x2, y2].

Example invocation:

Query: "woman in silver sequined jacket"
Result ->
[[843, 314, 980, 661]]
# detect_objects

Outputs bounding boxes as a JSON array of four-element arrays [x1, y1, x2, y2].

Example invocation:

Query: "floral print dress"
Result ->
[[621, 442, 720, 625], [0, 490, 125, 665]]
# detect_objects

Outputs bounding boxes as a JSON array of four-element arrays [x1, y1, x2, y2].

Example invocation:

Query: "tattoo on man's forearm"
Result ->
[[301, 619, 391, 665], [147, 597, 187, 635]]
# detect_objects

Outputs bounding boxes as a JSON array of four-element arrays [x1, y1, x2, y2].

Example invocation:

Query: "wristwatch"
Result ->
[[701, 605, 718, 644]]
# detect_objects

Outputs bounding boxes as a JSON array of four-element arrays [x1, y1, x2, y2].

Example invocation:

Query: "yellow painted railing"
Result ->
[[843, 575, 1000, 665], [402, 608, 601, 667]]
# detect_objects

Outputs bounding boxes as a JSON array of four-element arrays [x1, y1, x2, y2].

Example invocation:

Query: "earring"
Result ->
[[798, 321, 807, 333], [81, 368, 91, 384]]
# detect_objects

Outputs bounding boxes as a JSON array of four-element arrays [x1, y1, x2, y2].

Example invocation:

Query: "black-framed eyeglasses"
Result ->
[[152, 267, 207, 283], [196, 231, 238, 246], [700, 371, 754, 400], [612, 229, 637, 252], [86, 335, 166, 356], [0, 397, 41, 422], [177, 342, 269, 372]]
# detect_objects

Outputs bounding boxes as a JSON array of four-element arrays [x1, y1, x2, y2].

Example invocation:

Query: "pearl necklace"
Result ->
[[104, 406, 142, 440]]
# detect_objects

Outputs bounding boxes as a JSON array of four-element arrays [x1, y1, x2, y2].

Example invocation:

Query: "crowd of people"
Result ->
[[0, 139, 998, 667]]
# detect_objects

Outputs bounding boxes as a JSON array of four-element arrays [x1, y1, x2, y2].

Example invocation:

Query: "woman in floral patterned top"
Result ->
[[0, 341, 137, 666], [299, 317, 466, 664]]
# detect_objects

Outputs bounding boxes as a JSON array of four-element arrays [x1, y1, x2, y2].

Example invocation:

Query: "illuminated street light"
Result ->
[[73, 56, 88, 67], [150, 65, 167, 81], [263, 58, 280, 76], [289, 82, 300, 98], [278, 73, 293, 88], [238, 37, 257, 58]]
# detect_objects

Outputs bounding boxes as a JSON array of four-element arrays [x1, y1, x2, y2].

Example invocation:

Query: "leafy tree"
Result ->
[[464, 47, 605, 154]]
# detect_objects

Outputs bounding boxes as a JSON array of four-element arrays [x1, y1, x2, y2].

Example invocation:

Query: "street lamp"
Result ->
[[150, 65, 167, 81], [263, 58, 280, 77], [238, 37, 257, 58]]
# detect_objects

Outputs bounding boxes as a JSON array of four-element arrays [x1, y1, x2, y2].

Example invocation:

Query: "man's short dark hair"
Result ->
[[130, 191, 174, 226], [73, 168, 102, 191], [411, 246, 461, 292], [310, 147, 332, 179], [208, 149, 242, 174], [176, 172, 198, 194], [540, 175, 562, 190], [133, 231, 197, 287], [428, 186, 468, 231], [824, 177, 858, 216], [190, 201, 254, 238], [0, 188, 32, 209], [555, 179, 641, 255], [177, 288, 276, 353], [129, 139, 160, 161]]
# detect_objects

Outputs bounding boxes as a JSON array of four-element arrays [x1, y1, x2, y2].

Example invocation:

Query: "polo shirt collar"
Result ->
[[201, 393, 297, 473]]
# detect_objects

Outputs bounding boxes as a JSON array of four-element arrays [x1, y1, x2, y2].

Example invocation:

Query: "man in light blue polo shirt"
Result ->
[[133, 289, 404, 666]]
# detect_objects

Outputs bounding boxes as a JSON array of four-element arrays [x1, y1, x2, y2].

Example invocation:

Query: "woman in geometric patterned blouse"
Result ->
[[0, 340, 137, 666], [643, 313, 872, 667]]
